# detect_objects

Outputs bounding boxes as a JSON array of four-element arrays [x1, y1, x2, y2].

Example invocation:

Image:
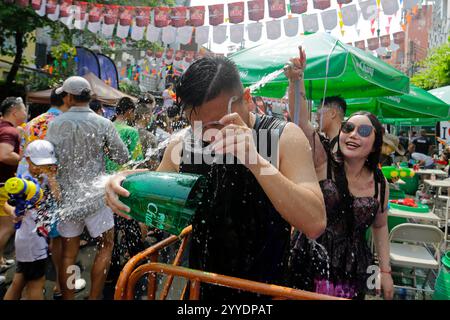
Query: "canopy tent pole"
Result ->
[[309, 80, 313, 122]]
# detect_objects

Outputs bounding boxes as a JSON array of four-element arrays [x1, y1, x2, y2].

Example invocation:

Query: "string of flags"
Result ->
[[7, 0, 420, 49]]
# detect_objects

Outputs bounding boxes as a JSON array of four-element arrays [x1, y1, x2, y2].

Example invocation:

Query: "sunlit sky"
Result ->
[[189, 0, 403, 54]]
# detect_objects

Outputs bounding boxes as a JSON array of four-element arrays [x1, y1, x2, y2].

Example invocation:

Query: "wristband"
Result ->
[[380, 269, 391, 274]]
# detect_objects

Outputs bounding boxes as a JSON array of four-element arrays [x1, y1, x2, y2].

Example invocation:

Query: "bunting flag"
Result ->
[[213, 25, 227, 44], [131, 7, 150, 41], [359, 0, 377, 21], [59, 0, 74, 27], [46, 0, 59, 21], [228, 2, 245, 24], [290, 0, 307, 14], [321, 9, 337, 31], [87, 3, 102, 33], [146, 24, 161, 42], [341, 4, 358, 26], [313, 0, 331, 10], [266, 19, 281, 40], [247, 22, 263, 42], [176, 26, 193, 44], [302, 13, 319, 33], [11, 0, 407, 49], [154, 7, 171, 28], [195, 25, 210, 45], [367, 36, 380, 50], [74, 1, 88, 30], [283, 17, 299, 37], [355, 40, 366, 50], [162, 25, 176, 43], [230, 24, 245, 43], [102, 5, 118, 37], [189, 6, 205, 27], [268, 0, 286, 19], [338, 9, 344, 35], [209, 4, 224, 26], [248, 0, 265, 21], [171, 6, 187, 27], [381, 0, 399, 15], [380, 34, 391, 47], [116, 6, 133, 39]]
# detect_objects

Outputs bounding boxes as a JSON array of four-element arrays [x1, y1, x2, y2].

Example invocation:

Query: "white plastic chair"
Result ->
[[435, 195, 450, 248], [389, 223, 444, 296]]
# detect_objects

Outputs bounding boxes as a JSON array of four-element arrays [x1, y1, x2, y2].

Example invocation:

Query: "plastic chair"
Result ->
[[389, 223, 444, 297], [434, 195, 450, 249]]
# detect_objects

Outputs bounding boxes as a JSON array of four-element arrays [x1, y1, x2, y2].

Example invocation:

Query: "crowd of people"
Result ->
[[0, 50, 447, 300]]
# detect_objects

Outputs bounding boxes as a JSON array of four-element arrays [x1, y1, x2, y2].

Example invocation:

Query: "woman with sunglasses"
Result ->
[[285, 51, 394, 300]]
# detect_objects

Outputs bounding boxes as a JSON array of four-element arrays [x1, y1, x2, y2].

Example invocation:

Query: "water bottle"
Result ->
[[119, 172, 205, 235]]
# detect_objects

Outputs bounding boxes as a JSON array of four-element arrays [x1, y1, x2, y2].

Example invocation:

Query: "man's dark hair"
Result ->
[[116, 97, 135, 115], [175, 56, 243, 113], [137, 93, 155, 106], [0, 97, 22, 116], [321, 96, 347, 117], [71, 88, 91, 103], [89, 99, 103, 113], [50, 88, 66, 107]]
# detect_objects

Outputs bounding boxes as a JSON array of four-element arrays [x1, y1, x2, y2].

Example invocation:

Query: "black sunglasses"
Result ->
[[341, 122, 374, 138]]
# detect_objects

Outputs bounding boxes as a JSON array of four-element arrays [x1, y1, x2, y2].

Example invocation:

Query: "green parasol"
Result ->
[[230, 32, 410, 100]]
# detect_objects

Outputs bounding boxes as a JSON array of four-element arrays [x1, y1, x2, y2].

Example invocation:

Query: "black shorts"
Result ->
[[16, 258, 47, 281]]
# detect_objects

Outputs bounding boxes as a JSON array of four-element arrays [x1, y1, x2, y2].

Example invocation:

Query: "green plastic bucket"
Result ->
[[433, 251, 450, 300], [119, 172, 206, 235], [399, 174, 419, 195]]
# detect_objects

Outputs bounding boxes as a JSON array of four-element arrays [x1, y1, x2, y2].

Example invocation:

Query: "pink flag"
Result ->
[[228, 2, 245, 24], [171, 6, 187, 27], [268, 0, 286, 19], [248, 0, 265, 21], [154, 7, 171, 28], [208, 4, 224, 26], [189, 6, 205, 27]]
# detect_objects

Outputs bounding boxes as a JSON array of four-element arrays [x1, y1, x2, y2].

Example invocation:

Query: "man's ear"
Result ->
[[329, 108, 337, 119]]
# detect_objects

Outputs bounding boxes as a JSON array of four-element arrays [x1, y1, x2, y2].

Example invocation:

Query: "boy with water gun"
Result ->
[[3, 140, 60, 300]]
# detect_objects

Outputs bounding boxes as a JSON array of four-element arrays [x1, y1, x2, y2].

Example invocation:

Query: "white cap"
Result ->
[[56, 76, 92, 95], [24, 140, 57, 165]]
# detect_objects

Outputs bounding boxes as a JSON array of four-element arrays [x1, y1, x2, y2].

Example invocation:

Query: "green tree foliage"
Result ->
[[411, 39, 450, 90], [0, 3, 57, 85], [1, 0, 176, 86]]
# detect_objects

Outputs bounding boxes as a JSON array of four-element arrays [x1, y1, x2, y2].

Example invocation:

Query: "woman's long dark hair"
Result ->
[[333, 111, 386, 231]]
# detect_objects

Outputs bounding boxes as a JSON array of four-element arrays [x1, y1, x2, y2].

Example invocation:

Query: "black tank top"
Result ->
[[179, 114, 290, 300]]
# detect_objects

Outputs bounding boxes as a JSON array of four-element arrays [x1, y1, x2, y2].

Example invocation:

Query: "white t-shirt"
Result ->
[[411, 152, 434, 167], [15, 209, 48, 262]]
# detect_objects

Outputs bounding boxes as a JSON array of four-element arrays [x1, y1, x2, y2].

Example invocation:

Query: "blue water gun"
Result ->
[[4, 175, 43, 229]]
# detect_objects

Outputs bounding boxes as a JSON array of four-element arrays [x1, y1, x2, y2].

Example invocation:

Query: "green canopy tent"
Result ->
[[310, 85, 450, 122], [230, 32, 410, 100], [379, 118, 445, 126], [344, 85, 450, 120]]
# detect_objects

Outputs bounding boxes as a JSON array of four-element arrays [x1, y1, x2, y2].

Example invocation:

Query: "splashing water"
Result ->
[[248, 68, 286, 93], [53, 174, 117, 223], [308, 239, 331, 291]]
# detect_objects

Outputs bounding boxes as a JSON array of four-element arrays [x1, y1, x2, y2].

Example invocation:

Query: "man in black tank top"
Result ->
[[105, 56, 326, 300]]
